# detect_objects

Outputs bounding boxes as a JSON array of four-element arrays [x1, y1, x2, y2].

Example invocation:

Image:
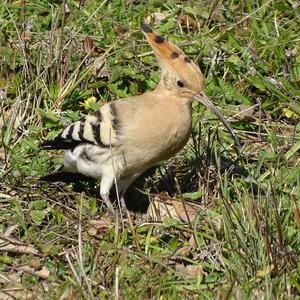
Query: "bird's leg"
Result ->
[[100, 192, 115, 216], [112, 187, 127, 215], [119, 192, 127, 214], [100, 173, 115, 215]]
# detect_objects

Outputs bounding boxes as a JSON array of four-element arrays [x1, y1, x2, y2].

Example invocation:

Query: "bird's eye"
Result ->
[[177, 80, 184, 88]]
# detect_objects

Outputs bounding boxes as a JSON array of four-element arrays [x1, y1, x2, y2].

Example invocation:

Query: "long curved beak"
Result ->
[[192, 93, 242, 147]]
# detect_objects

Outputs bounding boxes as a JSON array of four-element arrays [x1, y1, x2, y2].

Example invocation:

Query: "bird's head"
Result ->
[[141, 21, 204, 98], [141, 22, 241, 146]]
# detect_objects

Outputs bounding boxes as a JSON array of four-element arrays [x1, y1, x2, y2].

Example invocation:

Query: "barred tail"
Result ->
[[39, 170, 94, 183]]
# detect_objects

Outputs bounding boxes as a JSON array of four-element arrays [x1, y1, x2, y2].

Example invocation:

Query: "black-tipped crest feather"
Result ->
[[141, 21, 153, 33]]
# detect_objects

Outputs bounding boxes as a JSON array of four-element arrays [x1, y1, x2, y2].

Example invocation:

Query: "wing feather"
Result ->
[[39, 103, 120, 151]]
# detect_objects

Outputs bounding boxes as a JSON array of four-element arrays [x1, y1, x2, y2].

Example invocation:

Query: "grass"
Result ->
[[1, 0, 300, 298]]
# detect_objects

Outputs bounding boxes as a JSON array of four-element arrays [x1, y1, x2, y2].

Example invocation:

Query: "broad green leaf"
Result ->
[[182, 191, 203, 201], [29, 200, 48, 210], [36, 108, 60, 124], [30, 209, 46, 225]]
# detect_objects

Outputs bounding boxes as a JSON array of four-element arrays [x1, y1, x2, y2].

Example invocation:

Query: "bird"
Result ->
[[39, 22, 241, 215]]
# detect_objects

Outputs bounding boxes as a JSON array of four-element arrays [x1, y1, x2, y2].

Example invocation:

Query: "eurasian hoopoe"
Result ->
[[40, 22, 240, 215]]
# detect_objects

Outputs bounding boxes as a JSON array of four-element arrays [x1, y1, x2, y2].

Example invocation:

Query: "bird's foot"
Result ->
[[101, 193, 116, 216]]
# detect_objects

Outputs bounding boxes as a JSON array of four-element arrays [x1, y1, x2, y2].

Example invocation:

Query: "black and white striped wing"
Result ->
[[39, 103, 120, 151]]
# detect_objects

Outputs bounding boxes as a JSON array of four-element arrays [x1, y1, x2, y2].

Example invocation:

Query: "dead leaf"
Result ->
[[87, 219, 111, 236], [3, 225, 18, 237], [0, 235, 39, 256], [0, 290, 34, 300], [175, 263, 204, 281], [147, 193, 198, 223], [84, 36, 94, 53], [172, 246, 192, 258], [146, 12, 168, 25], [179, 14, 201, 30], [0, 272, 21, 284], [0, 193, 11, 199], [188, 234, 197, 248], [147, 192, 178, 221], [0, 147, 5, 161], [235, 104, 257, 121], [0, 242, 39, 255], [17, 265, 50, 279], [211, 215, 223, 232], [172, 200, 197, 223]]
